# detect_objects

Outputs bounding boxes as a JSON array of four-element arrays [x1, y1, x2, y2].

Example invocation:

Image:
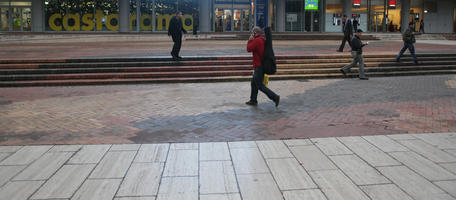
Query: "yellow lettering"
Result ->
[[63, 14, 80, 31], [182, 14, 193, 31], [156, 14, 172, 31], [106, 14, 119, 31], [130, 14, 136, 31], [95, 10, 104, 31], [49, 13, 62, 31], [81, 14, 94, 31], [140, 14, 152, 31]]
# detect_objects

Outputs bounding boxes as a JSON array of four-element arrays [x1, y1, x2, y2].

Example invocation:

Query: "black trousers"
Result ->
[[338, 35, 352, 51], [250, 66, 278, 103], [171, 34, 182, 57]]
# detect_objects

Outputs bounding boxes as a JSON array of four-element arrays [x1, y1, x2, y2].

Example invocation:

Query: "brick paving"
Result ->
[[0, 75, 456, 145], [0, 132, 455, 200]]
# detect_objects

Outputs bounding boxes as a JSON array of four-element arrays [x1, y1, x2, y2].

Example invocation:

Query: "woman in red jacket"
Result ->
[[245, 27, 280, 107]]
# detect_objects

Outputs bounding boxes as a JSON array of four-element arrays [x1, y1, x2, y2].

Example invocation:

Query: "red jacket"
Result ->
[[247, 34, 265, 68]]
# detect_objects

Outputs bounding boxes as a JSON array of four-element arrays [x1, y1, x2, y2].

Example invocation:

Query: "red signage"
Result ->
[[388, 0, 396, 7], [353, 0, 361, 6]]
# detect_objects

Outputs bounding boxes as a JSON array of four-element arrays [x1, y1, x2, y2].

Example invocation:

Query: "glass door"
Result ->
[[224, 9, 232, 31], [22, 7, 31, 31], [242, 9, 250, 32], [0, 7, 9, 31], [215, 8, 223, 32], [233, 9, 241, 31], [12, 7, 21, 31]]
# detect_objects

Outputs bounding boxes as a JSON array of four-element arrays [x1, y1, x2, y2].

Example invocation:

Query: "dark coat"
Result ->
[[351, 35, 366, 54], [263, 27, 276, 75], [343, 19, 353, 37], [168, 16, 187, 37]]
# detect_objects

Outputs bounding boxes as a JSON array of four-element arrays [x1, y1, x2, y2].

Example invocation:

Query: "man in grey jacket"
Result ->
[[396, 22, 418, 65], [340, 29, 369, 80]]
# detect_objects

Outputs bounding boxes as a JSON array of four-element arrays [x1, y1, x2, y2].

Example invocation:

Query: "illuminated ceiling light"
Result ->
[[424, 10, 428, 13]]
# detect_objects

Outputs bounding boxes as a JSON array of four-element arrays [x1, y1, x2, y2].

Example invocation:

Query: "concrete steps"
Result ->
[[0, 54, 455, 87]]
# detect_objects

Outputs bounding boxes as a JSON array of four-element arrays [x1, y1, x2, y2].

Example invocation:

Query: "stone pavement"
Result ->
[[1, 75, 456, 145], [0, 132, 456, 200]]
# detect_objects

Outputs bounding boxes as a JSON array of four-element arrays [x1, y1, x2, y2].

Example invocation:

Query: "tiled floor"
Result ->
[[0, 132, 455, 200]]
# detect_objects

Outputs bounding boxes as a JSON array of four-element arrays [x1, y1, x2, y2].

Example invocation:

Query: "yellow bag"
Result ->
[[263, 74, 269, 87]]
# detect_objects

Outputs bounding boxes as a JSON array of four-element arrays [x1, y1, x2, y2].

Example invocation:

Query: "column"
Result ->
[[275, 0, 285, 32], [199, 0, 211, 32], [119, 0, 129, 32], [31, 0, 44, 32], [401, 0, 410, 32], [342, 0, 352, 17]]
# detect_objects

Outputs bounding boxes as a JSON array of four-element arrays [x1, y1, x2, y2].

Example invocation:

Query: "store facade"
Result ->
[[0, 0, 454, 33]]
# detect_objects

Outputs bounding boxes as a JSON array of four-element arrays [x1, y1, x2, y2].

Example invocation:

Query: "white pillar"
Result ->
[[199, 0, 210, 32], [31, 0, 44, 32], [276, 0, 285, 32], [119, 0, 129, 32], [401, 0, 410, 32]]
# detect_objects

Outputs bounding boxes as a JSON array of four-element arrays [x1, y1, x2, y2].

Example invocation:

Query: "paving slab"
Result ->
[[200, 193, 242, 200], [163, 149, 198, 177], [412, 133, 456, 149], [0, 146, 22, 153], [266, 158, 317, 190], [230, 147, 269, 174], [360, 184, 413, 200], [257, 140, 293, 159], [200, 161, 238, 194], [0, 145, 52, 165], [282, 189, 328, 200], [134, 144, 169, 163], [68, 145, 111, 164], [0, 153, 10, 162], [157, 177, 198, 200], [0, 181, 44, 200], [311, 138, 352, 156], [398, 139, 456, 163], [440, 163, 456, 174], [289, 145, 337, 171], [283, 139, 313, 147], [434, 180, 456, 197], [0, 165, 26, 187], [389, 151, 456, 181], [13, 151, 73, 180], [338, 137, 400, 167], [199, 142, 231, 161], [237, 173, 283, 200], [362, 135, 409, 152], [329, 154, 390, 185], [309, 170, 370, 200], [116, 163, 164, 197], [31, 164, 96, 199], [71, 179, 122, 200], [110, 144, 141, 151], [49, 145, 82, 152], [378, 166, 455, 200], [89, 151, 136, 179]]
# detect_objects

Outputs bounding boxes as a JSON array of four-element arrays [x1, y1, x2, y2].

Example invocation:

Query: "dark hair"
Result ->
[[176, 11, 182, 15]]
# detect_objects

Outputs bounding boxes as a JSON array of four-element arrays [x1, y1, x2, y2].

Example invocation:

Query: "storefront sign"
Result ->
[[305, 0, 319, 10], [286, 14, 297, 23], [48, 10, 193, 31], [388, 0, 396, 8], [353, 0, 361, 7]]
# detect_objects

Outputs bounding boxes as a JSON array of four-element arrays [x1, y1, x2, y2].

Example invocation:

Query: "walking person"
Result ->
[[337, 15, 353, 52], [168, 11, 187, 60], [396, 22, 418, 65], [340, 29, 369, 80], [192, 12, 198, 36], [419, 19, 424, 33], [245, 26, 280, 107]]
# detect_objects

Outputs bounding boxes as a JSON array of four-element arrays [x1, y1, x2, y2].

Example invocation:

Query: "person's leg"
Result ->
[[338, 36, 347, 51], [408, 43, 418, 64], [395, 43, 408, 62], [358, 54, 367, 79], [342, 51, 358, 73], [254, 67, 278, 101], [249, 68, 260, 103], [171, 35, 178, 57], [175, 35, 182, 57]]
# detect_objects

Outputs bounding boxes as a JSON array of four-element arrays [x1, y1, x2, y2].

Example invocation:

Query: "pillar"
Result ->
[[119, 0, 129, 32], [401, 0, 411, 32], [199, 0, 211, 32], [342, 0, 352, 17], [31, 0, 44, 32], [276, 0, 285, 32]]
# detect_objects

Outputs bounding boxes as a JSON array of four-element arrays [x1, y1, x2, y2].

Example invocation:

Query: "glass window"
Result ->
[[155, 0, 176, 31], [0, 8, 9, 31], [285, 0, 302, 31]]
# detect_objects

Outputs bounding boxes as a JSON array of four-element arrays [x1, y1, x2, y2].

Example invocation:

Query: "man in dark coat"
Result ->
[[340, 29, 369, 80], [337, 15, 353, 52], [168, 11, 187, 60], [396, 22, 418, 65]]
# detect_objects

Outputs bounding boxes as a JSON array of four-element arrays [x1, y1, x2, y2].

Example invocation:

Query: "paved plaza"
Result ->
[[1, 35, 456, 199]]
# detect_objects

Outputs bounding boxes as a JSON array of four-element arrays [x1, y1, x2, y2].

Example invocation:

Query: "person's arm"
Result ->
[[168, 18, 174, 36], [247, 36, 258, 52]]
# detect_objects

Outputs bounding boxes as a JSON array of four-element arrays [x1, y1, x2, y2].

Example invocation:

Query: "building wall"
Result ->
[[423, 0, 454, 33]]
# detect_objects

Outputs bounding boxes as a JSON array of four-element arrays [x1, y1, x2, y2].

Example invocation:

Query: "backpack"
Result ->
[[263, 27, 277, 75]]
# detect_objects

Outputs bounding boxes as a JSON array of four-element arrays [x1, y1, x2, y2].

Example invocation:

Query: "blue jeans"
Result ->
[[250, 66, 278, 103], [396, 42, 418, 63]]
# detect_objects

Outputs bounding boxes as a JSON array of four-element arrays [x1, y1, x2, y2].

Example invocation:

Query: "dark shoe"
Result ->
[[359, 76, 369, 80], [245, 101, 258, 106], [337, 50, 343, 52], [274, 96, 280, 107], [340, 69, 347, 77], [177, 56, 183, 59], [395, 59, 400, 63], [172, 56, 179, 61], [414, 61, 419, 65]]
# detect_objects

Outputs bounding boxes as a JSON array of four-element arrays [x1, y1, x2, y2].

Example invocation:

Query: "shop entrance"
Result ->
[[0, 6, 31, 32], [215, 8, 250, 32]]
